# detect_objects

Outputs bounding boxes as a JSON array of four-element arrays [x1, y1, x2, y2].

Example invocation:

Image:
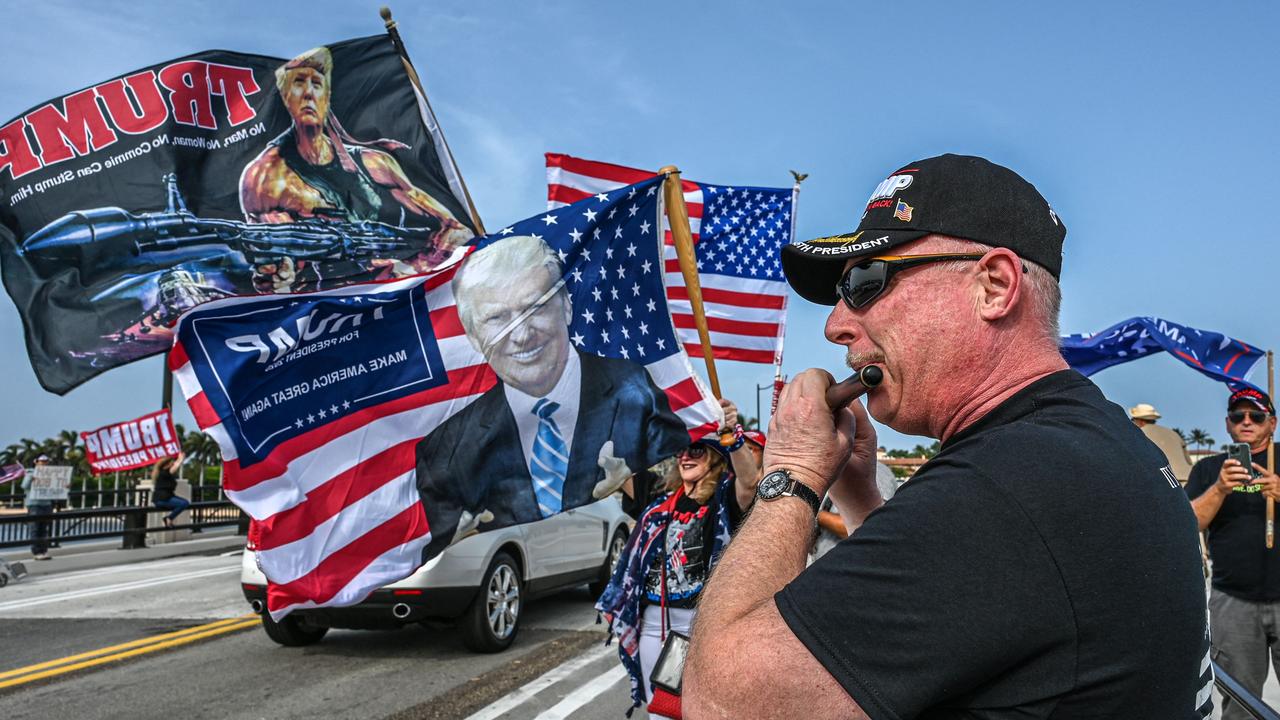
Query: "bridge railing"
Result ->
[[0, 499, 246, 550]]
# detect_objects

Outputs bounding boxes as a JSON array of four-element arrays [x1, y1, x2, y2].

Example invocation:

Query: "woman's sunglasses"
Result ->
[[1229, 410, 1270, 425], [835, 253, 1010, 310], [678, 445, 708, 460]]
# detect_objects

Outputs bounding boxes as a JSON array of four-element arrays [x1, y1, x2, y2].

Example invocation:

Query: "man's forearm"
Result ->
[[687, 494, 814, 709], [1191, 489, 1226, 531], [730, 448, 762, 509]]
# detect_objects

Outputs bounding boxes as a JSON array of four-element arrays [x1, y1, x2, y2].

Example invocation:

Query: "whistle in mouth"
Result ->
[[826, 365, 884, 409]]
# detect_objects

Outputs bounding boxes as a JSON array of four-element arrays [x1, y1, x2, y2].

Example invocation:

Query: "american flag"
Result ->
[[170, 175, 718, 618], [0, 463, 23, 485], [547, 153, 794, 364], [894, 199, 913, 222]]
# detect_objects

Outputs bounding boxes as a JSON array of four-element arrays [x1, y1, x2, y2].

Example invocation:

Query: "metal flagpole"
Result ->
[[380, 6, 487, 234], [162, 351, 173, 408], [660, 165, 721, 399], [1268, 350, 1275, 548], [768, 170, 807, 415]]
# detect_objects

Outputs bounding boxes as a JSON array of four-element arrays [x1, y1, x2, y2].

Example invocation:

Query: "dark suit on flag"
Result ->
[[415, 350, 689, 561]]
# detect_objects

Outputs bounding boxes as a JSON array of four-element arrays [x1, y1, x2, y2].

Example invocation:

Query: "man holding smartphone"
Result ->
[[1186, 388, 1280, 720]]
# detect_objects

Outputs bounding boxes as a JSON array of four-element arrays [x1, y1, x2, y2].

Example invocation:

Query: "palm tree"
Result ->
[[1188, 429, 1211, 454], [17, 438, 41, 466], [912, 442, 941, 459], [1171, 427, 1189, 444]]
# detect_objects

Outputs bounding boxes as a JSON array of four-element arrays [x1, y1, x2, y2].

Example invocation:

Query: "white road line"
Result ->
[[464, 644, 613, 720], [534, 664, 628, 720], [0, 566, 239, 611], [21, 555, 237, 583]]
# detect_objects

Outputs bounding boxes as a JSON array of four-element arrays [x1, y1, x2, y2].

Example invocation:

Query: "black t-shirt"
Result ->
[[153, 464, 177, 502], [775, 370, 1211, 719], [1185, 443, 1280, 601]]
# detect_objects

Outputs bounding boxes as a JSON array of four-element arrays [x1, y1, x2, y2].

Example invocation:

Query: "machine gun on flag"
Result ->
[[19, 174, 436, 282]]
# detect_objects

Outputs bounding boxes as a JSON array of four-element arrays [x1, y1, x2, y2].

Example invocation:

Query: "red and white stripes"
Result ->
[[547, 153, 789, 366], [172, 251, 719, 617]]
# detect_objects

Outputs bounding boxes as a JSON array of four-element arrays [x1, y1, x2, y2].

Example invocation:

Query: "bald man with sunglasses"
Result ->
[[1186, 388, 1280, 720], [685, 155, 1212, 719]]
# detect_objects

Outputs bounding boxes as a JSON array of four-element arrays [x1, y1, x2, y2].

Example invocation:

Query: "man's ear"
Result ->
[[974, 248, 1023, 321]]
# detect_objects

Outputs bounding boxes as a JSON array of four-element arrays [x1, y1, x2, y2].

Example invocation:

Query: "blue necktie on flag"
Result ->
[[170, 173, 719, 619], [530, 399, 568, 517], [547, 153, 793, 364], [1061, 316, 1264, 391]]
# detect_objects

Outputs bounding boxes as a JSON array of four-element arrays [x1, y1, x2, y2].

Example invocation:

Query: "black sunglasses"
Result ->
[[1229, 410, 1270, 424], [835, 253, 990, 310], [679, 444, 708, 460]]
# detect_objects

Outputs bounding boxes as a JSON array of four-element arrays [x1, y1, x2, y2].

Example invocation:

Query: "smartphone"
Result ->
[[1227, 442, 1259, 480]]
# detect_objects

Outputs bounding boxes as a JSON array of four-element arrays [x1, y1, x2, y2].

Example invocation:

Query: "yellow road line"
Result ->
[[0, 615, 259, 689], [0, 614, 255, 681]]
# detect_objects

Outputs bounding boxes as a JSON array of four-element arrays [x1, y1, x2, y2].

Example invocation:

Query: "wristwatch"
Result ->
[[756, 469, 821, 515]]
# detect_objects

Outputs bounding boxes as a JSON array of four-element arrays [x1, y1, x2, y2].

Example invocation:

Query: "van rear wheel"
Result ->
[[462, 552, 521, 653], [260, 612, 328, 646]]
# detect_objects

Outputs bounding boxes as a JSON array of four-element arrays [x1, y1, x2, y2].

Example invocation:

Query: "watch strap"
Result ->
[[786, 479, 822, 515]]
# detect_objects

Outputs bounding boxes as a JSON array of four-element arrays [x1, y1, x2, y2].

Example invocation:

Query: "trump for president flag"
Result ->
[[172, 174, 718, 618], [1061, 316, 1264, 392], [547, 153, 793, 364]]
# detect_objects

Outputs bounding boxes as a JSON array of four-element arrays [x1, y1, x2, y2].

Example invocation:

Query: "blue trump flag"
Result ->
[[1061, 317, 1264, 391]]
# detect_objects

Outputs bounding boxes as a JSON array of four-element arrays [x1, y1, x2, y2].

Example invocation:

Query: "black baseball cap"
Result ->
[[1229, 388, 1275, 416], [782, 154, 1067, 305]]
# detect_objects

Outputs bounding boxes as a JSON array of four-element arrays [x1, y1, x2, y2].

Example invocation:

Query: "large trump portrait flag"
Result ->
[[172, 174, 719, 617]]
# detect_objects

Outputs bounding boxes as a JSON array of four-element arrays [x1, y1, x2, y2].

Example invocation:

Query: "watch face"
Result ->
[[758, 471, 789, 499]]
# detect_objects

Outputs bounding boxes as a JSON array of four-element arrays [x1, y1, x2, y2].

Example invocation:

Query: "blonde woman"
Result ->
[[597, 399, 762, 716]]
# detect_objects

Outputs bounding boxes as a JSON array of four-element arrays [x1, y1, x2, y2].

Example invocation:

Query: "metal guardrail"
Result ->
[[1214, 661, 1280, 720], [0, 500, 245, 550], [1, 484, 225, 510]]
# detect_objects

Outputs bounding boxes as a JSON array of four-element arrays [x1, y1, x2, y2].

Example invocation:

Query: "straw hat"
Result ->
[[1128, 403, 1161, 421]]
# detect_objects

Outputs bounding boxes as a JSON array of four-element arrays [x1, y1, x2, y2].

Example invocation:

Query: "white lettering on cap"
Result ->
[[866, 174, 914, 204], [797, 235, 891, 256]]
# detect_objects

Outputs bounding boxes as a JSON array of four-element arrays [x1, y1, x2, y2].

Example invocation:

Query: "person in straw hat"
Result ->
[[1130, 402, 1194, 483]]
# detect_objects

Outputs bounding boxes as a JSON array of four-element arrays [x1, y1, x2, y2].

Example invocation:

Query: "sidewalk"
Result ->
[[0, 528, 245, 578]]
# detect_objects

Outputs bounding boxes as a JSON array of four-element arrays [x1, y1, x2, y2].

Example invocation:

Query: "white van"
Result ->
[[240, 496, 632, 652]]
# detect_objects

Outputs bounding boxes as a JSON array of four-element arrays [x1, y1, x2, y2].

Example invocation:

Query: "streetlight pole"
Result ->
[[755, 383, 773, 430]]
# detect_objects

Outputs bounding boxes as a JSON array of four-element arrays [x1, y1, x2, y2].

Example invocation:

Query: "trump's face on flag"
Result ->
[[454, 236, 574, 398]]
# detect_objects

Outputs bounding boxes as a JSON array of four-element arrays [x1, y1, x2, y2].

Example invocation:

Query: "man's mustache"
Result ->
[[845, 350, 885, 370]]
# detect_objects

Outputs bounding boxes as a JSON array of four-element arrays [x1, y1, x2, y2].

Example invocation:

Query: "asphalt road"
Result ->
[[0, 548, 645, 719], [4, 542, 1279, 719]]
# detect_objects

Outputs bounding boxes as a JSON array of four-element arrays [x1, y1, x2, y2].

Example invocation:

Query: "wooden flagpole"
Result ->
[[380, 7, 487, 234], [1268, 350, 1275, 548], [660, 165, 721, 400]]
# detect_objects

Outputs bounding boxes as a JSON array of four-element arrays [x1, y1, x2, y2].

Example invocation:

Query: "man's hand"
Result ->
[[593, 441, 632, 499], [720, 398, 740, 429], [762, 369, 853, 495], [1216, 459, 1253, 495], [253, 256, 299, 293], [1251, 464, 1280, 501]]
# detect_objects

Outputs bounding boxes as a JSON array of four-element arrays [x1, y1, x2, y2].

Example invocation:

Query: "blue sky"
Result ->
[[0, 1, 1276, 453]]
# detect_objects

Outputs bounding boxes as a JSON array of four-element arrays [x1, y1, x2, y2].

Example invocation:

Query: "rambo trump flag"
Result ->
[[0, 35, 475, 394]]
